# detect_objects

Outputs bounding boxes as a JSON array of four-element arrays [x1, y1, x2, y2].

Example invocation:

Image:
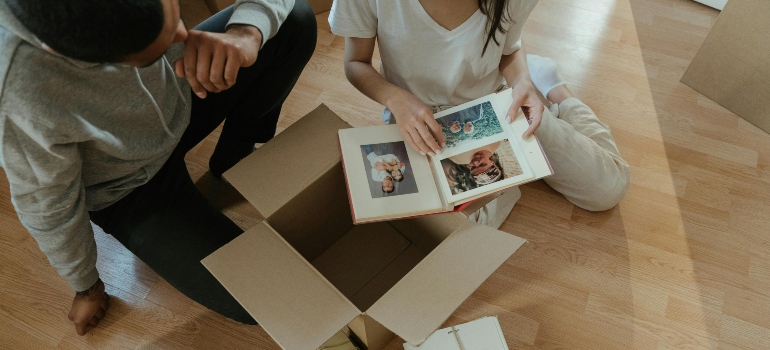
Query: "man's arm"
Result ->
[[228, 0, 295, 49], [175, 0, 295, 98], [2, 119, 107, 335]]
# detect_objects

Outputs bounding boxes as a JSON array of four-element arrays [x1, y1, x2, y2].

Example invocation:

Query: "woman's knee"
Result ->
[[576, 168, 630, 212]]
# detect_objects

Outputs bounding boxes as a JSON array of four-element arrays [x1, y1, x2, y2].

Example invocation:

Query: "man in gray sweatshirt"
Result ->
[[0, 0, 315, 335]]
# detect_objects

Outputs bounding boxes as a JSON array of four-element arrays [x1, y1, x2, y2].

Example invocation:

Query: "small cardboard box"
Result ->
[[202, 105, 526, 350], [681, 0, 770, 135]]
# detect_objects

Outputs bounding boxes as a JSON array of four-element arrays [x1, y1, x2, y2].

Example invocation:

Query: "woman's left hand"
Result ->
[[506, 79, 545, 139]]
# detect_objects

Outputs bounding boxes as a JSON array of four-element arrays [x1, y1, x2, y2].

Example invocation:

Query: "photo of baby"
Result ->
[[439, 140, 523, 195], [360, 142, 419, 198], [435, 101, 504, 148]]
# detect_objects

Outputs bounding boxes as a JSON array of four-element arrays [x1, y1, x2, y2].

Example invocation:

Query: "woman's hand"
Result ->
[[506, 79, 545, 139], [387, 91, 446, 156]]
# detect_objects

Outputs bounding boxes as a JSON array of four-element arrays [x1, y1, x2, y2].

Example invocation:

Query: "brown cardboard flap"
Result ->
[[223, 104, 352, 219], [202, 222, 360, 350], [365, 222, 526, 345]]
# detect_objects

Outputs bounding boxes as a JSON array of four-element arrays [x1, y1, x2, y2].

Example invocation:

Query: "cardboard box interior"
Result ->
[[202, 105, 526, 350], [320, 328, 359, 350]]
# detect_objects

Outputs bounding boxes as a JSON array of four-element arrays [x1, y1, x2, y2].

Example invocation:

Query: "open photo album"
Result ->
[[339, 90, 554, 224]]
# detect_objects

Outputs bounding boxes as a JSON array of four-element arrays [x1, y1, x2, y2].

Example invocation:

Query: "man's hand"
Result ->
[[68, 278, 110, 336], [174, 25, 262, 99], [387, 90, 445, 156], [506, 79, 545, 139]]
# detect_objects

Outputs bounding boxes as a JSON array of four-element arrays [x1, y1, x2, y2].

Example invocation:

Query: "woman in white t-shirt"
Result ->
[[330, 0, 631, 212]]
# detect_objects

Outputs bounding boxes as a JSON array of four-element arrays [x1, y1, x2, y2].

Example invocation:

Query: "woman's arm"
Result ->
[[344, 37, 445, 156], [499, 46, 544, 139]]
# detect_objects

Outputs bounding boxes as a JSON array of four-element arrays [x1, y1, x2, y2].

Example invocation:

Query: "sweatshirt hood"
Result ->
[[0, 0, 100, 69], [0, 0, 187, 138]]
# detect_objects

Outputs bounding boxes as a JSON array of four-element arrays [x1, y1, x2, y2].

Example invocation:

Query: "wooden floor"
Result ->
[[2, 0, 769, 348]]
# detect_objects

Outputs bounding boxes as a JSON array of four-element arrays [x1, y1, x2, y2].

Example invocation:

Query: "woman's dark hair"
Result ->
[[478, 0, 512, 56], [5, 0, 165, 63]]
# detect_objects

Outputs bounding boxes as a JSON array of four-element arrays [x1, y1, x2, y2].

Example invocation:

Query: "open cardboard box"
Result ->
[[202, 105, 526, 350]]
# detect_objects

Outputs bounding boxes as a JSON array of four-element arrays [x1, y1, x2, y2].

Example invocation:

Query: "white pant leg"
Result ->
[[467, 187, 522, 229], [535, 98, 630, 211]]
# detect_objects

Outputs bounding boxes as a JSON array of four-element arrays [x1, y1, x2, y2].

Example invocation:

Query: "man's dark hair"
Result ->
[[5, 0, 165, 63]]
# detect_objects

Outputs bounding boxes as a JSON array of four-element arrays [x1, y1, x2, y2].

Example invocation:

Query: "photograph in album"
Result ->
[[439, 140, 523, 196], [436, 101, 504, 148], [359, 142, 418, 198]]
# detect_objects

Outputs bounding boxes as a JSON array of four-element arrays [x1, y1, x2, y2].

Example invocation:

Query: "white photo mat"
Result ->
[[339, 125, 445, 222]]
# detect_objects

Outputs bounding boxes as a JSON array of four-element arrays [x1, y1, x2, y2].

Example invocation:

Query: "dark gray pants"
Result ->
[[89, 1, 317, 324]]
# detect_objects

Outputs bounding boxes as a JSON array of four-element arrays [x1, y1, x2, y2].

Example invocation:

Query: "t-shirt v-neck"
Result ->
[[330, 0, 539, 107], [410, 0, 483, 38]]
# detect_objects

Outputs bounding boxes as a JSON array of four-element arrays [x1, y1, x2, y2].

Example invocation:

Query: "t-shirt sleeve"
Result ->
[[328, 0, 378, 38], [503, 0, 539, 55]]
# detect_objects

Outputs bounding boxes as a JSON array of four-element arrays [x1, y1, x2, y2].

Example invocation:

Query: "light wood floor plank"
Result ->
[[2, 0, 769, 349]]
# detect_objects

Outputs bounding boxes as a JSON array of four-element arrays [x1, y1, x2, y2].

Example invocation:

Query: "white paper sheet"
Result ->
[[403, 316, 509, 350]]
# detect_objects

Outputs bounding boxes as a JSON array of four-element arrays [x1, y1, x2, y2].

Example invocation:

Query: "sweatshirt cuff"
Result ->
[[227, 3, 274, 49], [70, 266, 100, 292]]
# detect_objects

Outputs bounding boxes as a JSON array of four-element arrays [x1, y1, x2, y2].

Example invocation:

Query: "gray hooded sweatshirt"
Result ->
[[0, 0, 294, 292]]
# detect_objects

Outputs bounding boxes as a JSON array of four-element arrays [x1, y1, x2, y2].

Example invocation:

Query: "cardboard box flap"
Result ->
[[202, 222, 361, 350], [223, 104, 352, 218], [365, 222, 525, 345]]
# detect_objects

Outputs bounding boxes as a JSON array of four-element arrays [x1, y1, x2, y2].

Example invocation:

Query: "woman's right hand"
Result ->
[[387, 91, 446, 156]]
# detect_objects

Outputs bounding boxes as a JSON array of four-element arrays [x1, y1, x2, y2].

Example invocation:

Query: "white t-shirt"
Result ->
[[329, 0, 539, 107]]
